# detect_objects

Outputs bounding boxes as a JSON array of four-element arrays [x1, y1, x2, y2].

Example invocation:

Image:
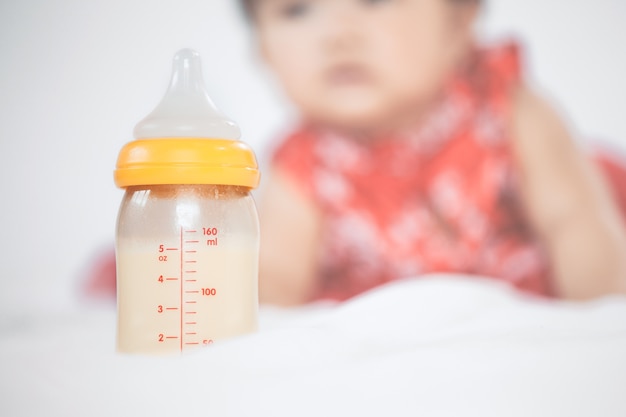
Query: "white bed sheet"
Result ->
[[2, 274, 626, 417]]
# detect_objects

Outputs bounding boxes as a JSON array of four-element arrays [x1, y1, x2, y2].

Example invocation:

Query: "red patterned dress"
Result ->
[[272, 43, 551, 301]]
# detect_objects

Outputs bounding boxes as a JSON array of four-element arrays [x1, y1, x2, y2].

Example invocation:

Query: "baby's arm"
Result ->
[[510, 85, 626, 300], [257, 167, 322, 306]]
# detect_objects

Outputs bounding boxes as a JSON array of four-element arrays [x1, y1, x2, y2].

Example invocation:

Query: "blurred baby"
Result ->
[[83, 0, 626, 306], [241, 0, 626, 305]]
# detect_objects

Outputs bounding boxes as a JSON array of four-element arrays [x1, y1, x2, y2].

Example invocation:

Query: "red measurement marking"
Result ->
[[185, 332, 197, 335], [185, 301, 197, 304], [180, 228, 191, 351], [183, 217, 197, 358], [166, 277, 178, 281], [185, 342, 200, 345], [166, 248, 178, 251], [185, 322, 197, 325], [185, 279, 197, 283], [166, 307, 178, 311], [166, 336, 178, 339], [185, 311, 197, 315], [180, 228, 184, 351]]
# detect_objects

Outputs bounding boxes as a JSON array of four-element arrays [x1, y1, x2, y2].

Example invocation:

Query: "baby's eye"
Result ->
[[279, 0, 311, 19]]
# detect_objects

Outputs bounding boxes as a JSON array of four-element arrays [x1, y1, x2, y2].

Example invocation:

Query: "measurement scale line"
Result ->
[[185, 270, 197, 273], [185, 260, 197, 263], [185, 230, 197, 233], [166, 248, 178, 251], [185, 240, 200, 243], [185, 279, 197, 282], [166, 336, 178, 339], [185, 322, 196, 325], [185, 290, 199, 293], [180, 227, 184, 351], [185, 342, 200, 345], [185, 250, 197, 253], [166, 278, 178, 281], [166, 307, 178, 311], [185, 301, 197, 304]]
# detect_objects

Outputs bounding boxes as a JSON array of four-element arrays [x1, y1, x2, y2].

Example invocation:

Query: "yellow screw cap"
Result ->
[[114, 138, 260, 188]]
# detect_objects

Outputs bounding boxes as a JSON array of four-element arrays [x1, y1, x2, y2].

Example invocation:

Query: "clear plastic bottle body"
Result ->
[[115, 184, 259, 354]]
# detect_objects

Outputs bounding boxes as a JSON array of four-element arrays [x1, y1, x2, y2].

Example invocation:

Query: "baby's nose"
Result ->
[[320, 3, 365, 52]]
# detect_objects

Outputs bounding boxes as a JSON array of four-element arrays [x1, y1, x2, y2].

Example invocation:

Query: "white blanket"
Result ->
[[2, 275, 626, 417]]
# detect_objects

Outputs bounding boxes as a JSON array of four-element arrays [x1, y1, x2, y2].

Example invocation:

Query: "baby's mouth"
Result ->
[[325, 63, 373, 86]]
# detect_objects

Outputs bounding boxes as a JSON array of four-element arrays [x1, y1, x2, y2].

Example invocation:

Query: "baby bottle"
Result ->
[[114, 49, 260, 355]]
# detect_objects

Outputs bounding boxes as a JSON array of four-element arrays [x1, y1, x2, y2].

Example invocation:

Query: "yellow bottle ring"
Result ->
[[114, 138, 260, 188]]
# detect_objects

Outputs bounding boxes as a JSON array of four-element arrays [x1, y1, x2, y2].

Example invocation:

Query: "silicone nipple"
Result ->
[[133, 49, 241, 140]]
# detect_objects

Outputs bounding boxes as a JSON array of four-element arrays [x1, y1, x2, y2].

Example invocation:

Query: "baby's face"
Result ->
[[255, 0, 477, 134]]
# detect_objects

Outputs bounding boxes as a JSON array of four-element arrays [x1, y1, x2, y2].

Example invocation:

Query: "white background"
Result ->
[[1, 0, 625, 314]]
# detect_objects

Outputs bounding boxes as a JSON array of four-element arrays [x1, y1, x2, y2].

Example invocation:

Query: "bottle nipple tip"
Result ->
[[172, 49, 202, 76], [174, 48, 200, 60]]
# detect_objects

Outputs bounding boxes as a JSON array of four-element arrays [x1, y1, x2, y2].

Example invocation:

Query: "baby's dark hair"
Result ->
[[240, 0, 254, 18], [239, 0, 480, 22]]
